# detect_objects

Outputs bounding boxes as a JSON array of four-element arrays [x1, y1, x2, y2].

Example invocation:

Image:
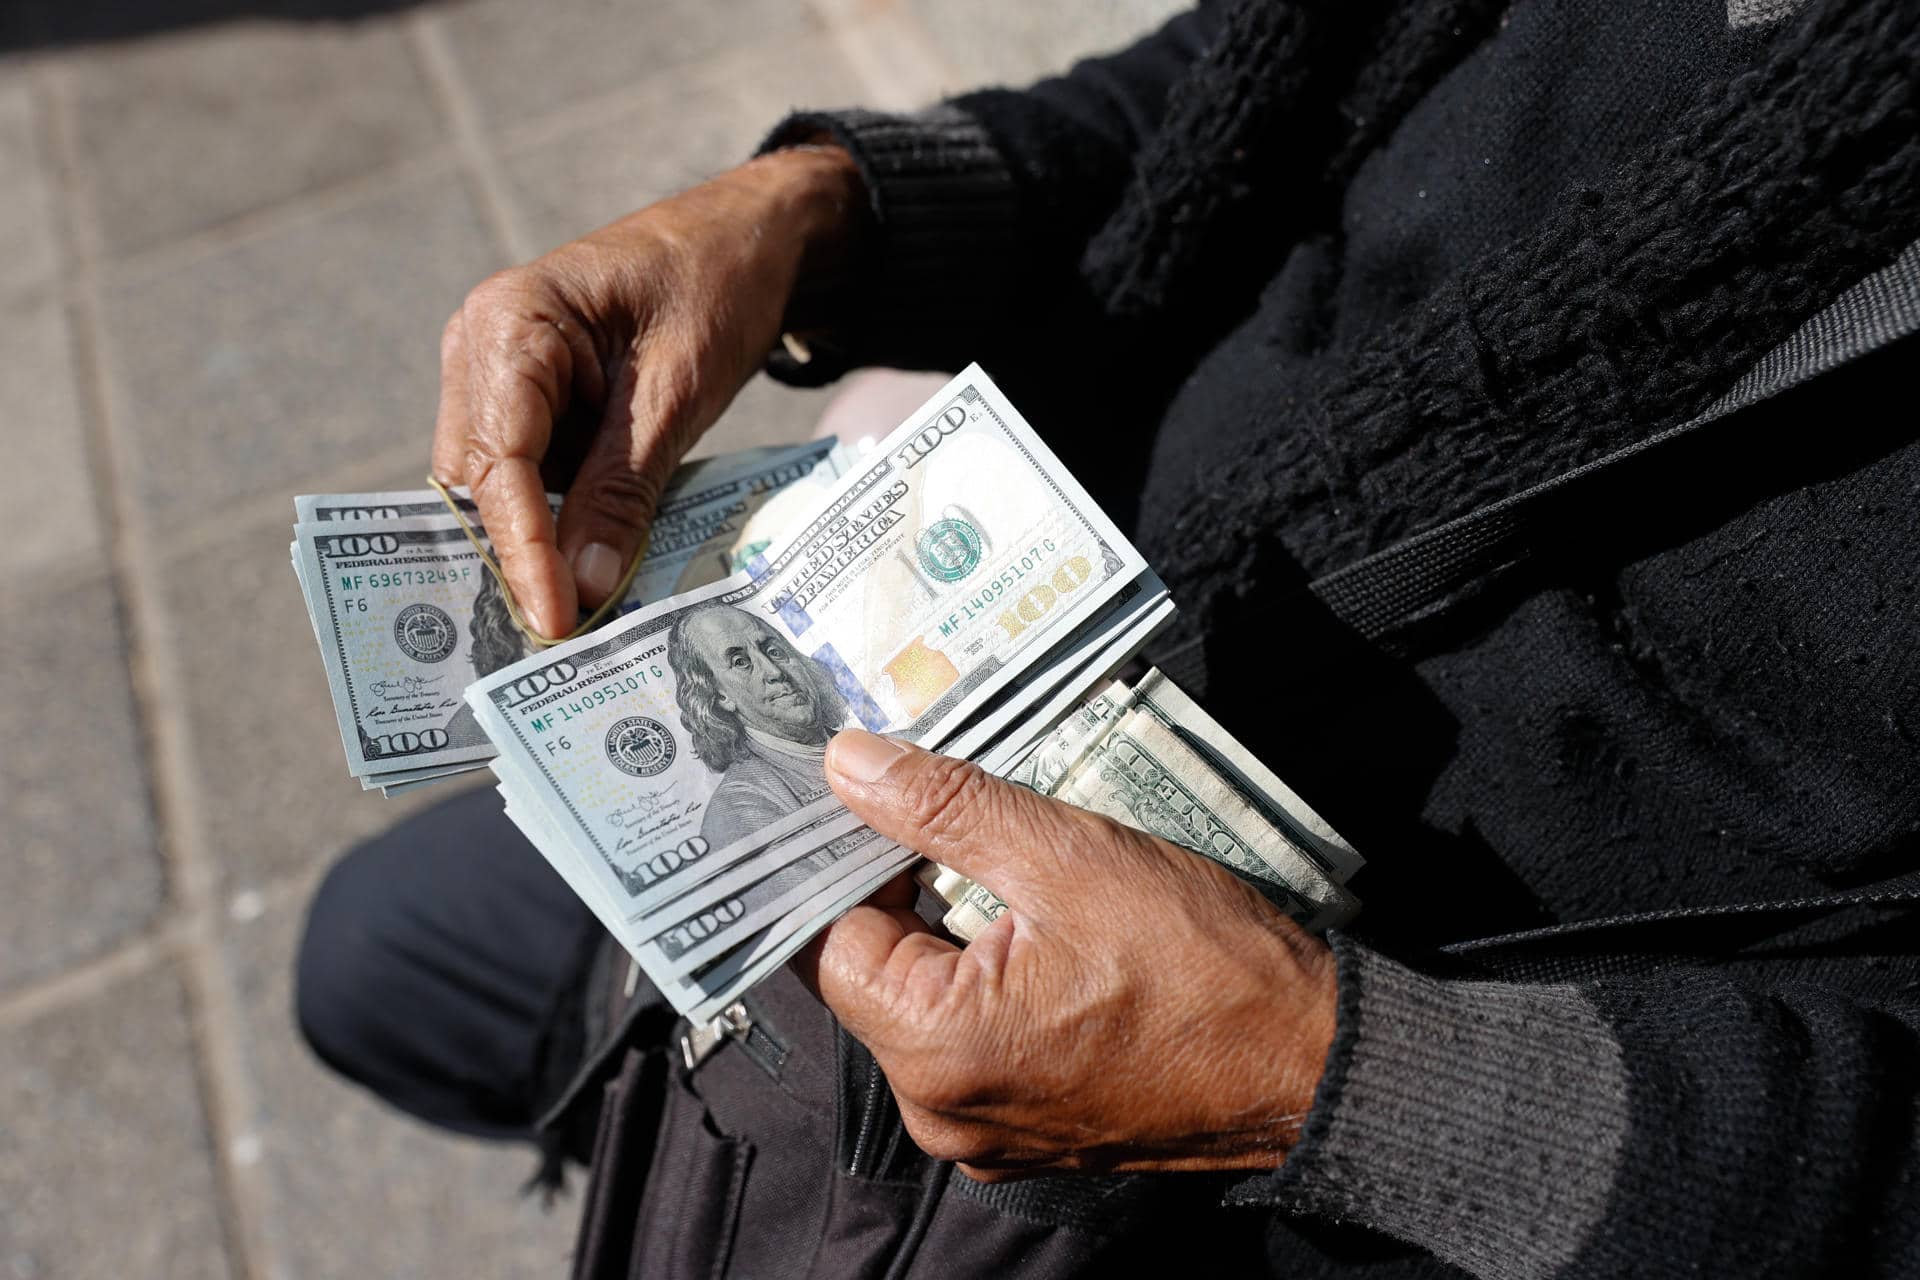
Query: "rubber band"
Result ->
[[427, 474, 649, 649]]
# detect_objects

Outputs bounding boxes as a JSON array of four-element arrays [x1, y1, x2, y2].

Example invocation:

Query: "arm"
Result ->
[[760, 4, 1224, 383], [1251, 939, 1920, 1277]]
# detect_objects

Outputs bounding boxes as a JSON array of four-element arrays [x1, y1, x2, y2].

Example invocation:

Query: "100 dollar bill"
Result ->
[[469, 365, 1150, 927]]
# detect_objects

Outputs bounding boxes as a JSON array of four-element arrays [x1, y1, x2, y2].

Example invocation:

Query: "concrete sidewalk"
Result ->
[[0, 1, 1178, 1275]]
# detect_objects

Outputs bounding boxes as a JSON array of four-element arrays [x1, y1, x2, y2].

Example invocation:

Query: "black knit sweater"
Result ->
[[761, 0, 1920, 1275]]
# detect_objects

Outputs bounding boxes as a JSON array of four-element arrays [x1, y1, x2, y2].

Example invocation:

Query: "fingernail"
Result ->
[[572, 542, 621, 602], [828, 730, 911, 783]]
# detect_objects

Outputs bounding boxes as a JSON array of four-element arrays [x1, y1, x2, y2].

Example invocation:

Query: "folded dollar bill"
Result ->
[[922, 666, 1363, 940]]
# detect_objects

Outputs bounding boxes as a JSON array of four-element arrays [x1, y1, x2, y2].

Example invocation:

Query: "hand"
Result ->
[[796, 729, 1339, 1180], [432, 145, 867, 639]]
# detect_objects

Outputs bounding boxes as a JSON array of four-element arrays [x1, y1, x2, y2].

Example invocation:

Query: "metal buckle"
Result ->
[[678, 1001, 752, 1071]]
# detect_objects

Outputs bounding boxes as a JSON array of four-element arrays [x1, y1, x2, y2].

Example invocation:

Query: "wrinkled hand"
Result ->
[[432, 146, 866, 639], [796, 729, 1339, 1180]]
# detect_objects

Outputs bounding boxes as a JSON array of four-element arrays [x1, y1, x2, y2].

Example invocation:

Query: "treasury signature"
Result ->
[[606, 791, 684, 829], [611, 799, 704, 853], [371, 675, 442, 701]]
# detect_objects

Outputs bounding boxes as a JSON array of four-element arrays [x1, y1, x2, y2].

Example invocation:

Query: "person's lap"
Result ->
[[296, 784, 598, 1140]]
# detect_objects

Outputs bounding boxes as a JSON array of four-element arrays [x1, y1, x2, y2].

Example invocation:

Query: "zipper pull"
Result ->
[[678, 1001, 753, 1071]]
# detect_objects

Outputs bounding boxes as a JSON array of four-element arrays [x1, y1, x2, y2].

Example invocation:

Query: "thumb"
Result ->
[[824, 730, 1076, 908]]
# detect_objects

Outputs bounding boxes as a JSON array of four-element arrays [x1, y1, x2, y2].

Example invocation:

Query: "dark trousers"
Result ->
[[296, 787, 599, 1143]]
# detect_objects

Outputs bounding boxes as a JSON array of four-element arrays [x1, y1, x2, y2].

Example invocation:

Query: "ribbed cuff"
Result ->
[[1235, 935, 1629, 1280], [757, 105, 1019, 383]]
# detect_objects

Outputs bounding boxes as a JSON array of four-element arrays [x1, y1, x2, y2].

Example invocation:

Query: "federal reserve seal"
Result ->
[[393, 603, 457, 663], [606, 717, 676, 777], [916, 518, 983, 583]]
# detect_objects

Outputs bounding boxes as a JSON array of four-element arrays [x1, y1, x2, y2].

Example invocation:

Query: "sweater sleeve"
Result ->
[[1240, 934, 1920, 1277], [754, 4, 1222, 383]]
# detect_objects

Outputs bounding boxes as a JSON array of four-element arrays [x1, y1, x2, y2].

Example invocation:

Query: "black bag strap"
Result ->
[[1309, 239, 1920, 642]]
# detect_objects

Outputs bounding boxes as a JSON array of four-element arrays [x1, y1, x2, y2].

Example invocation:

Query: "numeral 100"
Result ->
[[995, 555, 1093, 642], [892, 405, 967, 469], [499, 659, 580, 708], [326, 534, 398, 556], [371, 728, 449, 756], [669, 898, 745, 947]]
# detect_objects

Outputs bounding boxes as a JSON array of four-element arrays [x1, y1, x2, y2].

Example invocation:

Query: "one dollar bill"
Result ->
[[923, 668, 1362, 938]]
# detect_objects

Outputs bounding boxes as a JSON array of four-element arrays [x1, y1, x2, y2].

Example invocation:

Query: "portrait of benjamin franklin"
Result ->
[[668, 602, 851, 850]]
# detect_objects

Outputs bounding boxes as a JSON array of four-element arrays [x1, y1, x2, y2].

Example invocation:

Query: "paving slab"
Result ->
[[53, 14, 443, 260], [0, 963, 234, 1280], [96, 170, 500, 535], [150, 502, 470, 898], [0, 287, 102, 582], [905, 0, 1189, 92], [224, 895, 578, 1279], [0, 73, 59, 298], [499, 31, 864, 254], [0, 570, 161, 995], [438, 0, 820, 135]]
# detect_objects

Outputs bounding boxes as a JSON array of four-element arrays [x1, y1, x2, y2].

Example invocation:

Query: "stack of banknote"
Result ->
[[445, 366, 1362, 1024], [289, 365, 1361, 1022], [290, 439, 858, 795]]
